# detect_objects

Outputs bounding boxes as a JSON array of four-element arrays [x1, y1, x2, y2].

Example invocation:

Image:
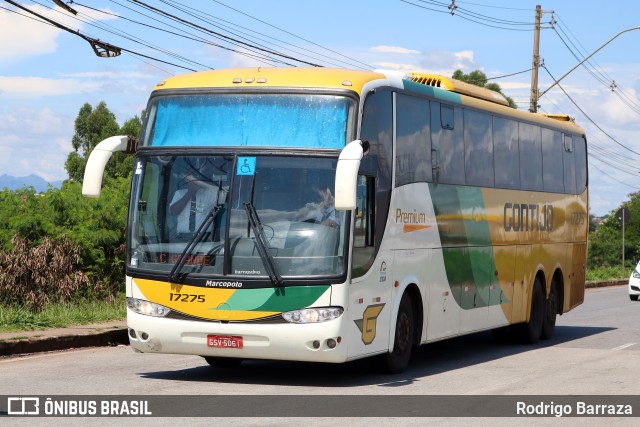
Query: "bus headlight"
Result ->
[[282, 307, 343, 324], [127, 297, 171, 317]]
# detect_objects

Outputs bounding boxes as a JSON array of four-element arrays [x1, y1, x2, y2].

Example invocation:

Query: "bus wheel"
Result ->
[[541, 281, 558, 340], [203, 356, 243, 367], [371, 292, 414, 374], [516, 278, 544, 344]]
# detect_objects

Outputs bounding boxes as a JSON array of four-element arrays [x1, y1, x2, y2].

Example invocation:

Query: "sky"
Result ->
[[1, 0, 639, 217]]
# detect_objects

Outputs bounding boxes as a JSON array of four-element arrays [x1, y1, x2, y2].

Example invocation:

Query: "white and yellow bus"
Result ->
[[84, 68, 588, 373]]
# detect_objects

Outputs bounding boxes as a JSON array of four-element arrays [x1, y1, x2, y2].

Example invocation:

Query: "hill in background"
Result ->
[[0, 174, 64, 193]]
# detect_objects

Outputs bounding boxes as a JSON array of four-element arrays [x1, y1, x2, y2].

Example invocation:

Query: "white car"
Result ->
[[630, 262, 640, 301]]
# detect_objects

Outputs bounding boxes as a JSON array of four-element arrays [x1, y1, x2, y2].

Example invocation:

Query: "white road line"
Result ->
[[611, 342, 637, 351]]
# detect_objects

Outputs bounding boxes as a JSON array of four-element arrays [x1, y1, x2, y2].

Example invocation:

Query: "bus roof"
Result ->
[[152, 67, 585, 136], [153, 67, 386, 94]]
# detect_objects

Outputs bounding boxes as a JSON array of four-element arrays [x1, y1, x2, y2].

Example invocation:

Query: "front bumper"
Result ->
[[127, 309, 349, 363]]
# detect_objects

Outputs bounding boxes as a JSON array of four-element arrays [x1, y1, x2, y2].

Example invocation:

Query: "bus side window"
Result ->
[[352, 175, 375, 278], [464, 109, 494, 187], [541, 128, 564, 193], [431, 103, 464, 185], [574, 135, 587, 194], [519, 122, 543, 191], [395, 93, 431, 187], [563, 134, 577, 194]]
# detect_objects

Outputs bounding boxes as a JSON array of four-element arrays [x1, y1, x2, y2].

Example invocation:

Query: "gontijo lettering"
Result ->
[[504, 203, 553, 232]]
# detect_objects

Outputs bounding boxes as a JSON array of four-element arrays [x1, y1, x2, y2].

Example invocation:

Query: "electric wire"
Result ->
[[451, 1, 531, 12], [206, 0, 373, 70], [3, 0, 197, 71], [76, 1, 288, 67], [157, 0, 347, 68], [400, 0, 537, 31], [31, 0, 212, 71], [542, 65, 640, 157], [117, 0, 300, 67], [126, 0, 323, 67], [162, 0, 370, 70], [552, 15, 640, 116], [589, 161, 640, 190]]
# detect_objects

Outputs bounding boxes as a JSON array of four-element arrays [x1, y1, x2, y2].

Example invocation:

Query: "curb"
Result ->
[[0, 328, 129, 357], [586, 279, 628, 288]]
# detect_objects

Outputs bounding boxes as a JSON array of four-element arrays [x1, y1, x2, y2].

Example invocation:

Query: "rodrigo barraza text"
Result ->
[[516, 401, 632, 417]]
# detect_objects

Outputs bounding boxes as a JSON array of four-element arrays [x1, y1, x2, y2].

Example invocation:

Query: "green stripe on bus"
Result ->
[[216, 285, 330, 312], [430, 184, 498, 309]]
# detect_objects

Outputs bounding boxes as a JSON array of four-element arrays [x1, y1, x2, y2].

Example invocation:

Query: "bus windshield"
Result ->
[[128, 155, 347, 281], [142, 93, 353, 149]]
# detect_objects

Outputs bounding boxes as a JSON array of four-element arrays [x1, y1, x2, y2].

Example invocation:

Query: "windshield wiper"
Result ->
[[243, 201, 284, 287], [168, 204, 222, 283]]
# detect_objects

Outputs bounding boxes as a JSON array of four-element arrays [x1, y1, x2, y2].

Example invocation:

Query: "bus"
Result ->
[[83, 67, 588, 373]]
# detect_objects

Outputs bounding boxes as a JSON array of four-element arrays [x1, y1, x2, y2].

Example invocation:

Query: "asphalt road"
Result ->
[[1, 285, 638, 426]]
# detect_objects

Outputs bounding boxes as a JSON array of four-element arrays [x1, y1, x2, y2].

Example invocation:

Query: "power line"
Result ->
[[400, 0, 538, 31], [75, 1, 287, 68], [157, 0, 352, 69], [542, 65, 640, 157], [3, 0, 200, 71], [589, 161, 640, 190], [31, 0, 212, 71], [206, 0, 372, 70], [452, 1, 531, 12], [117, 0, 299, 67], [126, 0, 323, 67]]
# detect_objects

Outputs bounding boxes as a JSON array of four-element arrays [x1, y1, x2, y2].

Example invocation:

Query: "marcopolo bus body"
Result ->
[[83, 68, 588, 373]]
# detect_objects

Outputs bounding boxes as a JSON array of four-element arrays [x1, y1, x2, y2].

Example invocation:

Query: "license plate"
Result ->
[[207, 335, 243, 349]]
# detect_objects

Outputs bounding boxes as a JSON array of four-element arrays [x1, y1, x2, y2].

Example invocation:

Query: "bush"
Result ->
[[0, 235, 89, 311], [0, 177, 131, 307]]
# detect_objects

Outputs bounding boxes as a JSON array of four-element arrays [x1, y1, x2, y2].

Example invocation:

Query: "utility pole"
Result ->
[[529, 5, 542, 113], [529, 5, 555, 113]]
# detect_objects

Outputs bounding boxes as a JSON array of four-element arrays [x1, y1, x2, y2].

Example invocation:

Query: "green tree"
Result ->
[[1, 102, 143, 307], [65, 102, 143, 182], [452, 69, 517, 108], [588, 192, 640, 274]]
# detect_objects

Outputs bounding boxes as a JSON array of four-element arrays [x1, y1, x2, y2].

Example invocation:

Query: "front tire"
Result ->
[[370, 292, 414, 374], [630, 294, 639, 301]]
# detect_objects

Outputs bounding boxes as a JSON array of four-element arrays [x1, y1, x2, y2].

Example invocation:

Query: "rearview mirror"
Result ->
[[334, 140, 366, 210]]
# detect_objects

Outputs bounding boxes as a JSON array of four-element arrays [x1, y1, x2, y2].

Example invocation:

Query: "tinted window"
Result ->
[[519, 122, 543, 191], [432, 103, 464, 184], [493, 117, 519, 189], [358, 90, 393, 274], [563, 135, 577, 194], [396, 94, 431, 186], [574, 135, 587, 194], [464, 109, 494, 187], [541, 128, 564, 193]]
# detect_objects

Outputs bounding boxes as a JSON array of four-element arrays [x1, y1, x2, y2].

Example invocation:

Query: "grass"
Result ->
[[0, 293, 126, 333], [586, 266, 629, 282]]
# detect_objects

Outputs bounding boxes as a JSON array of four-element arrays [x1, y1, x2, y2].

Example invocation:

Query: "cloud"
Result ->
[[0, 8, 63, 62], [371, 61, 421, 72], [0, 105, 72, 181], [370, 45, 421, 55], [417, 50, 477, 74], [366, 45, 479, 76], [0, 5, 119, 63], [0, 76, 102, 97]]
